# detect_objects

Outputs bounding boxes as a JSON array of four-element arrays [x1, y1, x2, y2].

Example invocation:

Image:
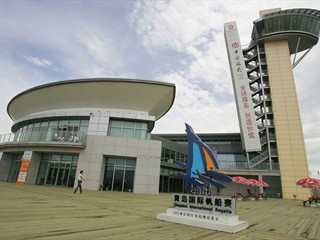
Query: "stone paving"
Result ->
[[0, 182, 320, 240]]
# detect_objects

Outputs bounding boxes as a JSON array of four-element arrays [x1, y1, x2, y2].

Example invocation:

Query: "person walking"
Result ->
[[74, 170, 85, 194]]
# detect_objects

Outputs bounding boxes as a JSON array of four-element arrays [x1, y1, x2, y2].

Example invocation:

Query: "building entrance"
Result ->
[[36, 154, 78, 188], [45, 162, 71, 186]]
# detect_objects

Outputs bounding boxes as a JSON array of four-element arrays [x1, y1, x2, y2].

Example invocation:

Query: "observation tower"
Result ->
[[226, 8, 320, 199]]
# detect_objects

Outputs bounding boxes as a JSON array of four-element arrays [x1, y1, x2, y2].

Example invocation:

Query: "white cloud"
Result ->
[[155, 71, 239, 133], [76, 26, 123, 70], [130, 1, 229, 53], [0, 58, 52, 132], [24, 55, 52, 67]]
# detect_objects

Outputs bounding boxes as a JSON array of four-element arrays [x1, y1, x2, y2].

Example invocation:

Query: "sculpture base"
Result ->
[[157, 208, 248, 233]]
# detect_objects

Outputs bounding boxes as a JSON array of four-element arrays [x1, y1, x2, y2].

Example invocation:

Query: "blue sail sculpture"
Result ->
[[176, 123, 233, 190]]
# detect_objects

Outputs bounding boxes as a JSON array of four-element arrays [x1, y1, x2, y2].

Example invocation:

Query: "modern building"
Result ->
[[0, 78, 176, 194], [225, 8, 320, 199]]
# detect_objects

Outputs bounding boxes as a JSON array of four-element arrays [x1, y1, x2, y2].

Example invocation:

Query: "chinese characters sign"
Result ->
[[173, 193, 236, 215], [16, 151, 32, 184], [224, 21, 261, 152]]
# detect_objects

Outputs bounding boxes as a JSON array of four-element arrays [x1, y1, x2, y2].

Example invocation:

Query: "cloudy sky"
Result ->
[[1, 0, 320, 176]]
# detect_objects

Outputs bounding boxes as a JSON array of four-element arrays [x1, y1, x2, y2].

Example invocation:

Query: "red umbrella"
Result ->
[[246, 179, 263, 197], [232, 176, 250, 193], [247, 178, 261, 186], [296, 177, 320, 189], [233, 176, 250, 184], [296, 177, 320, 197], [260, 180, 270, 187]]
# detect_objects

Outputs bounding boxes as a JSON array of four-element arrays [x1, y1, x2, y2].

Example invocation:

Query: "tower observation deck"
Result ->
[[251, 8, 320, 67]]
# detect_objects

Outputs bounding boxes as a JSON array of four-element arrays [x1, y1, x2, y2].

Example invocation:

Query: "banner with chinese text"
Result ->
[[224, 21, 261, 152], [16, 151, 32, 184]]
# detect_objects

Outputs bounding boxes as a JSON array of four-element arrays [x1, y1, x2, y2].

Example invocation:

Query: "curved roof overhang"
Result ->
[[7, 78, 176, 122]]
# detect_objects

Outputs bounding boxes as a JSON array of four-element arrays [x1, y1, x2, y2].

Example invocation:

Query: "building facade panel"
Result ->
[[265, 39, 310, 198]]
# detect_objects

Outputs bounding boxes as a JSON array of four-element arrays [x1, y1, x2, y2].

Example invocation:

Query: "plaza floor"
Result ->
[[0, 182, 319, 240]]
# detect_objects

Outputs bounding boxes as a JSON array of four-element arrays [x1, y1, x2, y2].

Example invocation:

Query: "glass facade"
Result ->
[[1, 117, 89, 144], [108, 118, 148, 139], [102, 157, 136, 192], [36, 154, 78, 187], [162, 148, 187, 164]]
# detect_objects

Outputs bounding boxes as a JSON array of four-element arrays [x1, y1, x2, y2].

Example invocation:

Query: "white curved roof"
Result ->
[[7, 78, 176, 121]]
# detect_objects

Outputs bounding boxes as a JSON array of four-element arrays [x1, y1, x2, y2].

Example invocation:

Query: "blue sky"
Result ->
[[1, 0, 320, 176]]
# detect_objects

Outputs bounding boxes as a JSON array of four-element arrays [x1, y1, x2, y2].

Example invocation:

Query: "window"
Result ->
[[13, 117, 89, 143], [161, 148, 187, 164], [7, 154, 23, 183], [301, 16, 309, 31], [103, 157, 136, 192], [297, 15, 303, 30], [108, 119, 148, 139]]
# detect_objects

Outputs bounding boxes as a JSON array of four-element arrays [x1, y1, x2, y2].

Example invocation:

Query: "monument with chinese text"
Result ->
[[156, 123, 248, 233]]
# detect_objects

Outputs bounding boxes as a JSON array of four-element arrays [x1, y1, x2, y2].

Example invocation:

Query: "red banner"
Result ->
[[16, 151, 32, 184]]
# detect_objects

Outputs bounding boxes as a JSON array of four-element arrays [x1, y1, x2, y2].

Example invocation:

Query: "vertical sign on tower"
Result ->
[[224, 21, 261, 152]]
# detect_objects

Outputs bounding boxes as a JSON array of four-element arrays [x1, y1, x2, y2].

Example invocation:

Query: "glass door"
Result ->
[[68, 163, 77, 187], [45, 162, 59, 185], [45, 162, 72, 186], [56, 162, 71, 186], [36, 154, 78, 188], [7, 160, 21, 182], [113, 165, 124, 191]]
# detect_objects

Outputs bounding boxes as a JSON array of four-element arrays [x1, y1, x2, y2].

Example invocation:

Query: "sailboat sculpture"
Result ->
[[176, 123, 233, 190]]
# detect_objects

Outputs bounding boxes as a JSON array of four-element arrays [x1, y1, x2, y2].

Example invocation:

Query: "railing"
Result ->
[[218, 160, 279, 171], [248, 148, 278, 168], [250, 85, 259, 92], [251, 162, 280, 171], [244, 53, 258, 62], [247, 64, 259, 74], [218, 161, 249, 170], [252, 97, 262, 105], [248, 150, 269, 167], [260, 134, 276, 143], [0, 130, 86, 146], [248, 74, 260, 82]]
